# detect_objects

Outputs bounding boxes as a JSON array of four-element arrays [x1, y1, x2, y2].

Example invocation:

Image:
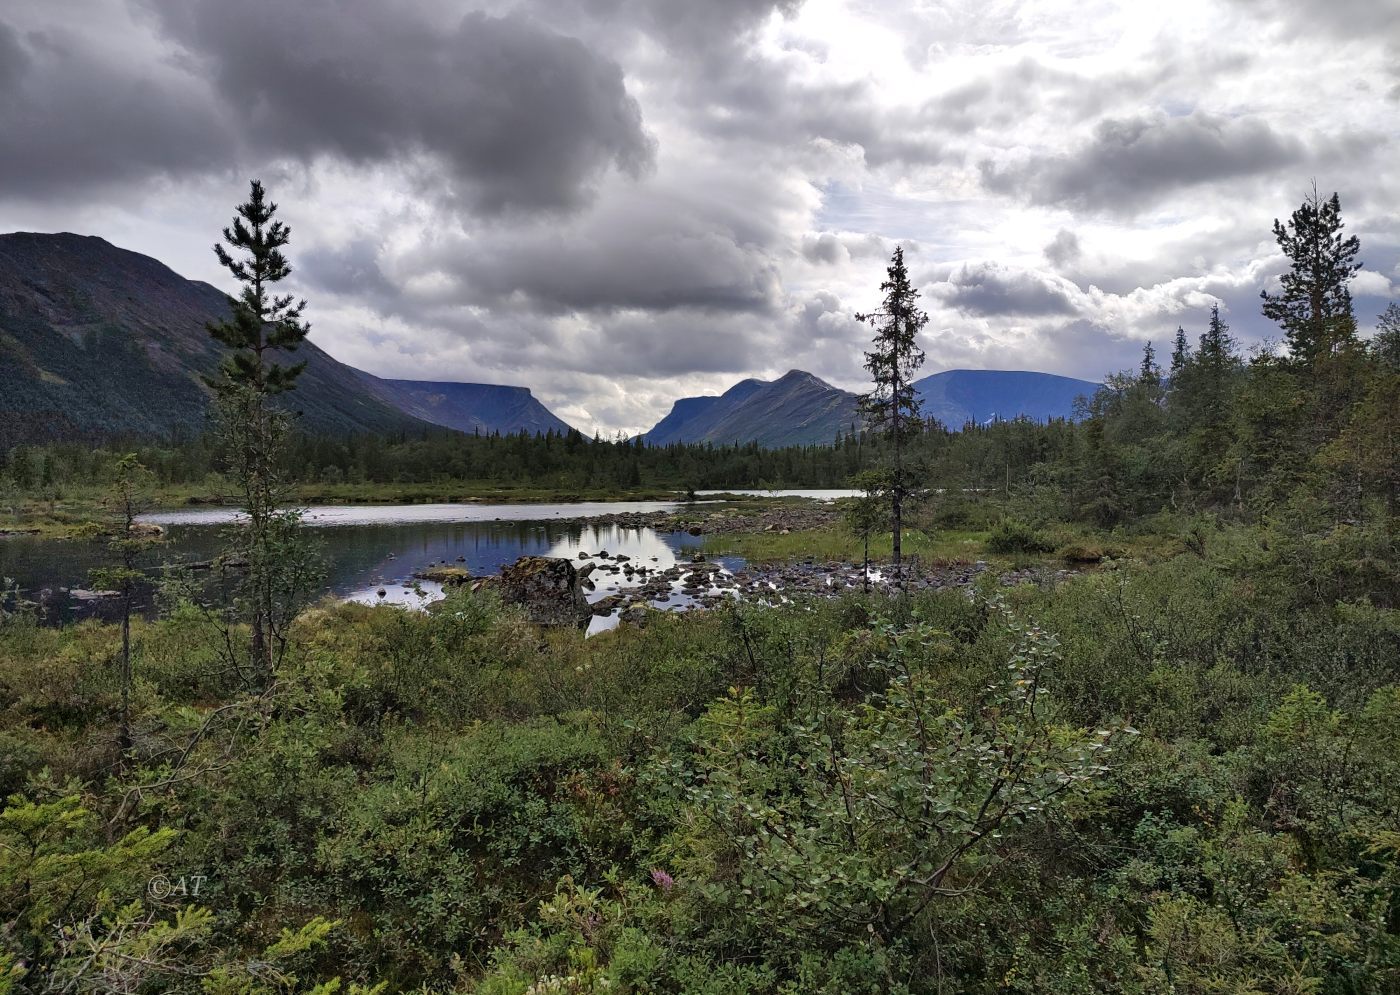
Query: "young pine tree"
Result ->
[[857, 246, 927, 581], [206, 180, 314, 686], [1260, 187, 1361, 367], [88, 454, 157, 761]]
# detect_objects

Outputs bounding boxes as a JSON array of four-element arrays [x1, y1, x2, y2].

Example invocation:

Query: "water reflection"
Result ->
[[0, 505, 742, 631]]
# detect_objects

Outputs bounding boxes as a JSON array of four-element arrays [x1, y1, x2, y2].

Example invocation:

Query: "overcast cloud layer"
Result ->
[[2, 0, 1397, 434]]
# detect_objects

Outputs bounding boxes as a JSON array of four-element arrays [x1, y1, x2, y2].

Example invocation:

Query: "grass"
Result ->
[[702, 525, 992, 566]]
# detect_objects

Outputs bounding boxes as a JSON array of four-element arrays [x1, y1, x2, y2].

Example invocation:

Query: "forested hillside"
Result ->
[[0, 233, 432, 445]]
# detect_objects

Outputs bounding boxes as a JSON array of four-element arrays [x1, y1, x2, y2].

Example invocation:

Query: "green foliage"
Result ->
[[985, 518, 1054, 555], [206, 180, 310, 397], [1260, 188, 1362, 366], [665, 610, 1121, 947], [857, 245, 928, 569]]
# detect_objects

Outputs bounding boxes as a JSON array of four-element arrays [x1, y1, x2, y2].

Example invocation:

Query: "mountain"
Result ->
[[0, 232, 429, 446], [914, 369, 1099, 426], [642, 370, 861, 447], [358, 374, 573, 435], [641, 368, 1101, 448], [0, 232, 572, 446]]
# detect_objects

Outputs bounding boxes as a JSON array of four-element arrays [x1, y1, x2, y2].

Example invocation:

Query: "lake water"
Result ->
[[0, 501, 744, 634], [695, 489, 860, 500]]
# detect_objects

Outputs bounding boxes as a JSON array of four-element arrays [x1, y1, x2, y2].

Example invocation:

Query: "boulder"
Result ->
[[412, 565, 472, 586], [499, 556, 591, 628]]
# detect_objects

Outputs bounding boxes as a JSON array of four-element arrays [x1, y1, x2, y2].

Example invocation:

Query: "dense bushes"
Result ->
[[1, 525, 1397, 991]]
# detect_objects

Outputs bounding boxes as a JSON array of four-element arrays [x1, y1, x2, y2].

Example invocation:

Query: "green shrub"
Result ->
[[985, 518, 1054, 555]]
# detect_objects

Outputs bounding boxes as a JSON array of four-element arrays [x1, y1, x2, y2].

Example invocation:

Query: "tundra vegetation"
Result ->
[[0, 188, 1397, 993]]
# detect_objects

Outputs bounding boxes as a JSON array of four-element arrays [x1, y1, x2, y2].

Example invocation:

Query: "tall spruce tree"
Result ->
[[1260, 188, 1361, 366], [856, 246, 927, 580], [1138, 342, 1160, 386], [1170, 326, 1189, 378], [206, 180, 313, 685]]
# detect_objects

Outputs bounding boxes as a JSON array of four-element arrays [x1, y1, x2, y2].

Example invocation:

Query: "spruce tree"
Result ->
[[1138, 342, 1160, 386], [857, 246, 927, 580], [1170, 326, 1189, 378], [206, 180, 314, 685], [1260, 188, 1361, 366]]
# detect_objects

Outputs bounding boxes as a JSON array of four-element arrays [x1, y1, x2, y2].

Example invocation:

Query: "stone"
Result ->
[[498, 556, 591, 628], [69, 588, 120, 601], [412, 565, 472, 586]]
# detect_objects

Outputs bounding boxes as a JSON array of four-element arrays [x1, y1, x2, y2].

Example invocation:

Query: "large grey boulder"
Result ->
[[499, 556, 591, 628]]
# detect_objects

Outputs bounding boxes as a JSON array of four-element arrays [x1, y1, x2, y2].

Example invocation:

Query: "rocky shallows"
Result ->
[[466, 549, 1080, 634]]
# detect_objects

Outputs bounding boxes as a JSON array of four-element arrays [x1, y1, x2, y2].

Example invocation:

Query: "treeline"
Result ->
[[0, 427, 877, 494]]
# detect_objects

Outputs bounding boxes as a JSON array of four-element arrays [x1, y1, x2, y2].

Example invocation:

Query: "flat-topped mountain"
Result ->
[[359, 375, 573, 436], [643, 369, 863, 448], [913, 369, 1099, 426], [0, 233, 573, 445]]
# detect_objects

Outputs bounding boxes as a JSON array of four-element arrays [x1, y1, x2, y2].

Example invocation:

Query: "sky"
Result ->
[[2, 0, 1398, 436]]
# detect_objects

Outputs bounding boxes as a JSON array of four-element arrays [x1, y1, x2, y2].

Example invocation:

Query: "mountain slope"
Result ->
[[0, 232, 432, 446], [914, 369, 1098, 426], [643, 370, 861, 447], [641, 378, 766, 445], [0, 232, 576, 446], [359, 374, 574, 435]]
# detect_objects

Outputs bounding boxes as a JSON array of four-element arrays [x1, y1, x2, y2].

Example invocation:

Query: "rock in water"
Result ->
[[499, 556, 591, 628]]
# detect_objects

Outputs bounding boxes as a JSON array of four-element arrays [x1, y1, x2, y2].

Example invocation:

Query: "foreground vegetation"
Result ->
[[2, 510, 1397, 993]]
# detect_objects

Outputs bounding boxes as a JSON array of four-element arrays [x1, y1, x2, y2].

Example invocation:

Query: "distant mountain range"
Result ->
[[641, 368, 1099, 445], [0, 233, 576, 447], [0, 232, 1101, 451]]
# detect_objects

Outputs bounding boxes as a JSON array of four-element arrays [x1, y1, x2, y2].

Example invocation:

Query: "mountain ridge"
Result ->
[[642, 370, 861, 447], [640, 368, 1099, 447], [0, 232, 575, 445]]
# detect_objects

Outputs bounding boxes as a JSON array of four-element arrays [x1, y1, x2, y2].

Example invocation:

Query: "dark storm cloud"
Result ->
[[1043, 230, 1082, 269], [141, 1, 654, 215], [802, 233, 846, 265], [929, 262, 1079, 318], [368, 168, 791, 318], [0, 18, 234, 197], [0, 22, 28, 88], [299, 240, 400, 303], [981, 112, 1306, 212]]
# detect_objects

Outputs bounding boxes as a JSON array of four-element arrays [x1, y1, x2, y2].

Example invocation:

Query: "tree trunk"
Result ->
[[119, 587, 132, 759], [892, 365, 904, 588]]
